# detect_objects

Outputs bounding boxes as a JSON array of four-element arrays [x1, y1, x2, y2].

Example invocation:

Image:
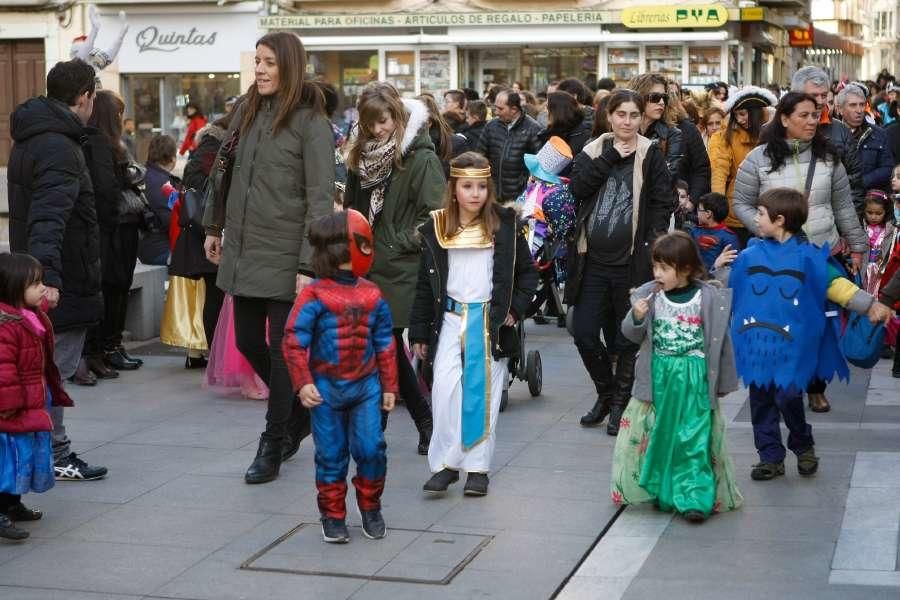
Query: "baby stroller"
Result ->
[[501, 137, 577, 412]]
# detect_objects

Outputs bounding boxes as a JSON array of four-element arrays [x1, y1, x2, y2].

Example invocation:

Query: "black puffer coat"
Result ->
[[642, 120, 684, 184], [475, 115, 543, 200], [7, 96, 102, 332], [821, 119, 866, 215], [677, 118, 711, 199], [539, 120, 593, 177], [409, 205, 538, 363]]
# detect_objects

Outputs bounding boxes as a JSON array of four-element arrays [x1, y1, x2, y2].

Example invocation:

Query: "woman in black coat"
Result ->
[[80, 90, 143, 381], [173, 114, 232, 359], [628, 74, 684, 182], [539, 92, 592, 176], [567, 90, 674, 436]]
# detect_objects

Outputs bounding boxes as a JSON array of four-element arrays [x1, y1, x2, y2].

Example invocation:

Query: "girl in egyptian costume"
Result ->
[[409, 152, 538, 496]]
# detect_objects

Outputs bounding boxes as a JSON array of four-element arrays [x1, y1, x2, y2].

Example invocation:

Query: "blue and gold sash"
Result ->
[[446, 297, 492, 449]]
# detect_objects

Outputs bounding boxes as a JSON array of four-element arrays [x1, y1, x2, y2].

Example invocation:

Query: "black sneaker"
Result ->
[[5, 502, 42, 522], [682, 510, 707, 524], [54, 453, 108, 481], [797, 448, 819, 477], [321, 517, 349, 543], [750, 461, 785, 481], [423, 468, 459, 493], [359, 509, 387, 539], [463, 472, 489, 496], [0, 514, 29, 541]]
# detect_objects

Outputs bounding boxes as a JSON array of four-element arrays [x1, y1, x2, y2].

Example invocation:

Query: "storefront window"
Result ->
[[646, 46, 682, 82], [688, 47, 722, 85], [307, 50, 378, 121], [521, 47, 597, 93], [479, 48, 518, 94], [123, 73, 239, 162], [419, 50, 451, 98], [607, 48, 639, 87], [386, 51, 416, 98]]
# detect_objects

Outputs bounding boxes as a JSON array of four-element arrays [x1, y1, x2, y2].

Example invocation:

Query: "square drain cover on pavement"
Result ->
[[240, 523, 493, 585]]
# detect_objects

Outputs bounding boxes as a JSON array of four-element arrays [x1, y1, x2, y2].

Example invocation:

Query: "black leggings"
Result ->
[[233, 296, 308, 443], [200, 273, 225, 349], [391, 329, 432, 424]]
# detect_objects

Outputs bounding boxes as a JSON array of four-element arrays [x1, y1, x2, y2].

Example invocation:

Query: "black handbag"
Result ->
[[180, 186, 207, 229], [206, 128, 240, 230]]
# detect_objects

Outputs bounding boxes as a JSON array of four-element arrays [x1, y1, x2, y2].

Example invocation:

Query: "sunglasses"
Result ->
[[645, 92, 668, 105]]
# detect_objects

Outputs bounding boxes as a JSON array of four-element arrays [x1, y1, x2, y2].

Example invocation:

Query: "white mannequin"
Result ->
[[70, 5, 129, 86]]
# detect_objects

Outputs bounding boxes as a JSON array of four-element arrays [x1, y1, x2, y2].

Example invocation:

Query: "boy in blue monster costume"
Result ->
[[727, 188, 891, 481], [283, 210, 398, 544]]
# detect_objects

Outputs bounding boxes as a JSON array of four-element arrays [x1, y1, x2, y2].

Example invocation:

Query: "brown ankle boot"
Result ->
[[807, 392, 831, 413]]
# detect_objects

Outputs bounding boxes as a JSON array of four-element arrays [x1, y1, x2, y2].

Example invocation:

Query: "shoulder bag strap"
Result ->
[[804, 153, 817, 199]]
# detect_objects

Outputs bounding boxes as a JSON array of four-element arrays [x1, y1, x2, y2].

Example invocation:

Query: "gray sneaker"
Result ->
[[359, 509, 387, 539], [321, 517, 349, 543]]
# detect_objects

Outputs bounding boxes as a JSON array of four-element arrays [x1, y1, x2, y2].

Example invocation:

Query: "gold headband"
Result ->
[[450, 166, 491, 178]]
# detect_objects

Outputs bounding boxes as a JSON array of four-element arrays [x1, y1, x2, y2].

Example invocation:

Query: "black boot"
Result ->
[[245, 437, 282, 484], [86, 354, 118, 379], [282, 415, 310, 462], [607, 351, 637, 436], [578, 348, 614, 427], [416, 417, 433, 455]]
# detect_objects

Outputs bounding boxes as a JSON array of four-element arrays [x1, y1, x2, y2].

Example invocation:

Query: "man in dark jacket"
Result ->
[[792, 66, 867, 215], [475, 90, 542, 201], [836, 84, 896, 193], [7, 59, 107, 481]]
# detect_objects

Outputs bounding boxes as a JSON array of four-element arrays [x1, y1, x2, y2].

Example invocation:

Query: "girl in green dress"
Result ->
[[610, 232, 742, 522]]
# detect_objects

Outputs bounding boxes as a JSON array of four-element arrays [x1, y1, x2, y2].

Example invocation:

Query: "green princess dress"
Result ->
[[610, 285, 742, 516]]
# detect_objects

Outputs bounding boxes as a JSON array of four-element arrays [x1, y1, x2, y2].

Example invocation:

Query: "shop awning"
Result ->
[[296, 26, 730, 47], [812, 27, 863, 56]]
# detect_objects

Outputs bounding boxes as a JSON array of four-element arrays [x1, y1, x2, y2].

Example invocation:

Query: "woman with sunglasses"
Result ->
[[567, 90, 675, 436], [627, 74, 684, 183]]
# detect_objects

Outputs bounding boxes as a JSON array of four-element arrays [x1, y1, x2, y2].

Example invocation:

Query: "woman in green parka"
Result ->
[[344, 82, 447, 455], [203, 32, 335, 485]]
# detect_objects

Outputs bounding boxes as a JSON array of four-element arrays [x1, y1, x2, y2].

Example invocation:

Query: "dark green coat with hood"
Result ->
[[203, 96, 335, 301], [345, 98, 447, 329]]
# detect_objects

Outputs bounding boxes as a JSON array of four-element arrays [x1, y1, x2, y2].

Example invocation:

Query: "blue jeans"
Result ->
[[749, 384, 814, 463]]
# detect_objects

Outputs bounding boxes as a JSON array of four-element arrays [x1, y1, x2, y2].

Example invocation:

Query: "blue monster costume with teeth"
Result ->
[[729, 237, 848, 390]]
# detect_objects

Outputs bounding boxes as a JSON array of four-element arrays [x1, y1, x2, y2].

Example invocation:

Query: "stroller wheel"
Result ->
[[526, 350, 542, 397], [500, 389, 509, 412]]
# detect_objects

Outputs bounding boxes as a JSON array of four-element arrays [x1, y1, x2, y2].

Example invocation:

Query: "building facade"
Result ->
[[861, 0, 899, 79], [264, 0, 802, 114], [808, 0, 865, 80]]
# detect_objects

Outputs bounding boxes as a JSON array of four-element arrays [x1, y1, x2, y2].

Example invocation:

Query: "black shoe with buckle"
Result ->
[[321, 517, 350, 543], [54, 453, 108, 481], [423, 468, 459, 493], [245, 437, 281, 484], [463, 472, 489, 496], [0, 514, 29, 541], [105, 349, 140, 371], [359, 508, 387, 539], [185, 355, 208, 369], [5, 502, 42, 522]]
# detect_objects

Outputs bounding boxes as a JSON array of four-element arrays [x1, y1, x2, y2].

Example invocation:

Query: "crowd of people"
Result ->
[[2, 30, 900, 543]]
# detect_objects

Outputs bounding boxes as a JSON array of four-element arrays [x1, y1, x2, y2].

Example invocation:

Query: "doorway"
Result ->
[[0, 40, 45, 166]]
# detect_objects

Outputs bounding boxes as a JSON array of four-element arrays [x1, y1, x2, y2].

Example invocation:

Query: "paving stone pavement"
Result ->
[[0, 325, 897, 600]]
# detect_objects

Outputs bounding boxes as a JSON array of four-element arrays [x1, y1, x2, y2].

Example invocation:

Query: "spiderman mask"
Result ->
[[347, 209, 374, 277]]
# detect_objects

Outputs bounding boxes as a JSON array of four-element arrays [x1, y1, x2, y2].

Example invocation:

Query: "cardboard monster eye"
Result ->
[[730, 239, 848, 390]]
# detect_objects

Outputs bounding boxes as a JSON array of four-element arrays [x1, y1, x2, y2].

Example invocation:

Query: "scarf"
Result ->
[[358, 137, 397, 224]]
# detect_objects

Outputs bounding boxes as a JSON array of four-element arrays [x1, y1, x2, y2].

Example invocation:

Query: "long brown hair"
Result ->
[[628, 73, 673, 126], [442, 152, 500, 237], [88, 90, 126, 162], [239, 32, 324, 136], [417, 93, 453, 162], [346, 82, 408, 171]]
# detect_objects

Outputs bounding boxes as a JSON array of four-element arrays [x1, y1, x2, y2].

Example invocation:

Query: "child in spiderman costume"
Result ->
[[283, 210, 398, 544]]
